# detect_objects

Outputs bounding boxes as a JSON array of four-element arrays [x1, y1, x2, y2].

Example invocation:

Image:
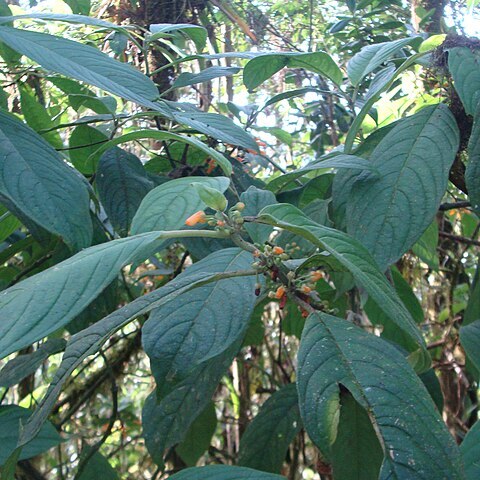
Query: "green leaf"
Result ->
[[166, 108, 259, 152], [460, 320, 480, 372], [346, 105, 459, 270], [176, 402, 217, 467], [238, 384, 301, 473], [149, 24, 207, 51], [448, 47, 480, 116], [0, 204, 21, 243], [412, 221, 439, 270], [461, 420, 480, 480], [0, 13, 124, 30], [0, 405, 61, 466], [143, 341, 241, 466], [466, 103, 480, 214], [0, 26, 158, 106], [240, 186, 277, 244], [464, 260, 480, 326], [192, 183, 228, 211], [76, 447, 119, 480], [0, 339, 66, 388], [69, 125, 108, 174], [96, 147, 153, 236], [90, 129, 234, 176], [0, 232, 162, 360], [143, 248, 256, 391], [266, 153, 376, 193], [259, 87, 319, 112], [19, 85, 62, 149], [17, 268, 253, 450], [297, 313, 463, 478], [243, 52, 342, 90], [131, 176, 229, 234], [257, 203, 429, 369], [330, 392, 383, 480], [467, 0, 480, 11], [173, 66, 240, 88], [169, 465, 285, 479], [69, 94, 117, 114], [0, 110, 92, 250], [62, 0, 91, 15], [419, 369, 444, 413], [347, 37, 415, 86]]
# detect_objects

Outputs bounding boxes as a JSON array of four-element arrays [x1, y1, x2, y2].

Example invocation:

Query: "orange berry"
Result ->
[[185, 211, 207, 226], [275, 286, 286, 299], [216, 220, 226, 227], [301, 285, 312, 294], [272, 246, 284, 255]]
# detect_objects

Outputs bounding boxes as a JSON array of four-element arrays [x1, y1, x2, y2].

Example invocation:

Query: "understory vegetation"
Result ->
[[0, 0, 479, 478]]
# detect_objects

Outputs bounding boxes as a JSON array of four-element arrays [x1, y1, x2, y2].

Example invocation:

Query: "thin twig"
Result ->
[[439, 232, 480, 247]]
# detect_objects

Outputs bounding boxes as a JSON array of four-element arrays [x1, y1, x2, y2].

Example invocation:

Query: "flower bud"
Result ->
[[185, 210, 207, 226], [192, 182, 228, 211], [310, 270, 324, 282], [275, 285, 286, 299]]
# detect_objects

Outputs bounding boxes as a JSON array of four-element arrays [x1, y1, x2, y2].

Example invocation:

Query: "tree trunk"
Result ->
[[411, 0, 447, 33]]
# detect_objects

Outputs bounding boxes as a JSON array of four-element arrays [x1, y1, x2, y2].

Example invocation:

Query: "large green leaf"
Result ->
[[0, 13, 121, 30], [76, 448, 119, 480], [238, 384, 301, 473], [243, 52, 342, 90], [0, 405, 61, 466], [364, 266, 424, 352], [464, 260, 480, 326], [90, 130, 234, 176], [459, 319, 480, 372], [448, 47, 480, 115], [0, 338, 66, 388], [143, 248, 256, 391], [165, 108, 259, 152], [169, 466, 285, 479], [461, 421, 480, 480], [0, 232, 161, 359], [346, 105, 459, 270], [176, 402, 217, 467], [240, 186, 277, 244], [173, 66, 240, 88], [0, 204, 21, 243], [466, 103, 480, 214], [297, 313, 463, 478], [330, 392, 384, 480], [69, 125, 108, 174], [412, 220, 439, 270], [143, 341, 241, 466], [347, 38, 416, 86], [0, 26, 158, 106], [149, 23, 207, 51], [256, 203, 429, 370], [131, 176, 229, 234], [0, 110, 92, 250], [16, 268, 254, 450], [96, 147, 153, 236], [265, 153, 377, 193], [19, 84, 62, 149]]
